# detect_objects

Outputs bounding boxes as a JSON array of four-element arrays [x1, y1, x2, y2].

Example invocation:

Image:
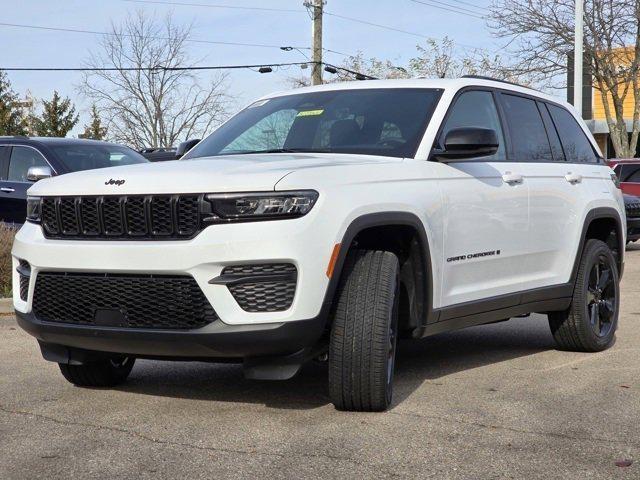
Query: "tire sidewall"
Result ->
[[576, 241, 620, 349]]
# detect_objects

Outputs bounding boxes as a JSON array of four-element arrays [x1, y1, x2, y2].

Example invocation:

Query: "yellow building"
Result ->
[[583, 47, 638, 158]]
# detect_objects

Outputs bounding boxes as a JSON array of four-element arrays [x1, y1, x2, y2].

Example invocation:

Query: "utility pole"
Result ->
[[305, 0, 324, 85], [574, 0, 584, 117]]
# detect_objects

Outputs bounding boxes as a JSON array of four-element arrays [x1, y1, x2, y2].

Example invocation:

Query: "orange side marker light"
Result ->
[[326, 243, 341, 278]]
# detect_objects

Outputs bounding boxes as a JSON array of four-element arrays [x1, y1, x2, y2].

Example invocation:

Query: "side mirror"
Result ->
[[27, 165, 53, 182], [176, 139, 200, 158], [436, 127, 499, 161]]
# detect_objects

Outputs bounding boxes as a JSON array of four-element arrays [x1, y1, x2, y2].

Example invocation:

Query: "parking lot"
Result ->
[[0, 251, 637, 479]]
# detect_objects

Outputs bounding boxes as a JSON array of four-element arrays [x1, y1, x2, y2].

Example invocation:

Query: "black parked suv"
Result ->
[[624, 193, 640, 243], [0, 137, 147, 223]]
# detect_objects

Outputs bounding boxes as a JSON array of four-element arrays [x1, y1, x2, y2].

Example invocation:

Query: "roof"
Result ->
[[0, 136, 128, 148], [606, 158, 640, 165], [260, 77, 568, 109]]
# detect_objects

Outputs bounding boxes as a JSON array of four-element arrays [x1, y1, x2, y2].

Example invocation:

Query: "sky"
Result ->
[[0, 0, 501, 141]]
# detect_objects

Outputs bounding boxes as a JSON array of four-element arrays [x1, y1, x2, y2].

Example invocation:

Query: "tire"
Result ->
[[58, 357, 135, 387], [548, 239, 619, 352], [328, 249, 400, 412]]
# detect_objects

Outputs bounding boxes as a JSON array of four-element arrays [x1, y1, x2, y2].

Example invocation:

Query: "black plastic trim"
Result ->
[[437, 283, 572, 323], [17, 310, 325, 360], [416, 297, 571, 337], [570, 207, 625, 280]]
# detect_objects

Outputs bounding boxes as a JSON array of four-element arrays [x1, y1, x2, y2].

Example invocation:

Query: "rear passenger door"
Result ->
[[500, 94, 597, 290]]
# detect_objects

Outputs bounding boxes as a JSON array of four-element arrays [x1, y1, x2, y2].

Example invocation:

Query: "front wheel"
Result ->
[[328, 249, 400, 412], [548, 239, 619, 352], [59, 356, 135, 387]]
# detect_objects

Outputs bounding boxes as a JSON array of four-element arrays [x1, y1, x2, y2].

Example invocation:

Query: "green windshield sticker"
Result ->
[[297, 109, 324, 117]]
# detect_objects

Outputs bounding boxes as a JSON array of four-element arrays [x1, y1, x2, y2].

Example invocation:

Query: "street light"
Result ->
[[574, 0, 584, 117]]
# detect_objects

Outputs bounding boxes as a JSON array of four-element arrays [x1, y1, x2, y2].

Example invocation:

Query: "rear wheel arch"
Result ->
[[572, 208, 624, 282]]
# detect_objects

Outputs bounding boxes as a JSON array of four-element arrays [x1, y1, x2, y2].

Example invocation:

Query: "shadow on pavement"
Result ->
[[117, 315, 556, 411]]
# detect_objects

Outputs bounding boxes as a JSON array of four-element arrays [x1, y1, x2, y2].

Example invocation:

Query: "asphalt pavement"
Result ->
[[1, 249, 639, 479]]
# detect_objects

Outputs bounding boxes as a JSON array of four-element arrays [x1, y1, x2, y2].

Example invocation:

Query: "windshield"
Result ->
[[50, 144, 148, 173], [184, 88, 442, 160]]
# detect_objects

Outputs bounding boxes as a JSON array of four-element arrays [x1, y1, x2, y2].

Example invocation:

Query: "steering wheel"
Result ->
[[376, 139, 405, 148]]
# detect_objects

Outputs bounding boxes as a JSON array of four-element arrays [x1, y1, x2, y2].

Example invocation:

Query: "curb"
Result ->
[[0, 297, 13, 315]]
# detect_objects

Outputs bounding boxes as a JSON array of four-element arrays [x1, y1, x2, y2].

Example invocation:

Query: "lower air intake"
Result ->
[[33, 272, 218, 330]]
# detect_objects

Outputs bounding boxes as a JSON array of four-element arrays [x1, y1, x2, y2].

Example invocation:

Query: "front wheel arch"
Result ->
[[321, 212, 437, 333]]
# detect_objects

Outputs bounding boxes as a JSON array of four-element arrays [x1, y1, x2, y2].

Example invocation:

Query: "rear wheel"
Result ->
[[549, 239, 619, 352], [59, 356, 135, 387], [328, 249, 400, 412]]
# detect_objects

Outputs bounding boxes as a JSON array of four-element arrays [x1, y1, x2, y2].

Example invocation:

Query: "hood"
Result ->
[[28, 153, 400, 196]]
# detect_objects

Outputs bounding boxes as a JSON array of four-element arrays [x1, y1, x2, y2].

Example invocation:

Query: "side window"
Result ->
[[547, 104, 598, 163], [538, 102, 565, 161], [624, 165, 640, 183], [7, 146, 49, 182], [501, 94, 553, 161], [441, 90, 506, 160]]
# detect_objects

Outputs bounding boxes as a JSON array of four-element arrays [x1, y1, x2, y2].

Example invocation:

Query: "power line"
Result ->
[[408, 0, 486, 19], [120, 0, 491, 55], [121, 0, 352, 57], [426, 0, 486, 15], [0, 62, 309, 72], [0, 61, 377, 79], [452, 0, 490, 10], [323, 11, 491, 53], [0, 21, 310, 51], [323, 11, 434, 40]]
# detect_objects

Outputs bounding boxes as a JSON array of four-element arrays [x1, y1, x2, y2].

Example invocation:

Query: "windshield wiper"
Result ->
[[244, 148, 320, 154], [221, 148, 331, 155]]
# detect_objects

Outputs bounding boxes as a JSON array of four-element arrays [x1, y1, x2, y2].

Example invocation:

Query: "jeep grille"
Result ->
[[41, 195, 202, 240]]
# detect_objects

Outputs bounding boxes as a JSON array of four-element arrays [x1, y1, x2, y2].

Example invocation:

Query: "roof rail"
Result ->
[[461, 75, 530, 90]]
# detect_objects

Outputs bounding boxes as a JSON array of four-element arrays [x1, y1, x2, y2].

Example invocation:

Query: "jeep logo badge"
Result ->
[[105, 179, 126, 186]]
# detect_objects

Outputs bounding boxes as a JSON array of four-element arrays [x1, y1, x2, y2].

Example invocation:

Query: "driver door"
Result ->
[[435, 89, 530, 310]]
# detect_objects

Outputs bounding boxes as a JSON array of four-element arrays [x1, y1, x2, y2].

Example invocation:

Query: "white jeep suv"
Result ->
[[12, 77, 625, 411]]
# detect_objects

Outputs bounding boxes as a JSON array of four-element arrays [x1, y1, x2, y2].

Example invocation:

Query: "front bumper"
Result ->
[[15, 310, 325, 360], [12, 217, 334, 326]]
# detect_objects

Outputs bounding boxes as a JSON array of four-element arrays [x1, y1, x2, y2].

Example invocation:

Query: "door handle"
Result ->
[[0, 187, 15, 193], [502, 172, 523, 185], [565, 173, 582, 184]]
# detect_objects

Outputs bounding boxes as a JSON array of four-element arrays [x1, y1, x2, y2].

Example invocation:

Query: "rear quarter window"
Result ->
[[547, 104, 598, 163]]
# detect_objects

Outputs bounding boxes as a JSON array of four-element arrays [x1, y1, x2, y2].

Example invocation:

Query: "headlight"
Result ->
[[203, 190, 318, 223], [26, 197, 42, 223]]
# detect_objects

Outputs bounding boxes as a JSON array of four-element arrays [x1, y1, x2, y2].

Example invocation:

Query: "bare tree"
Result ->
[[409, 37, 529, 83], [288, 38, 527, 87], [490, 0, 640, 158], [79, 11, 229, 149]]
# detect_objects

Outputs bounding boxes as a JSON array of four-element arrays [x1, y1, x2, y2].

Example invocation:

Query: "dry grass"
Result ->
[[0, 223, 16, 298]]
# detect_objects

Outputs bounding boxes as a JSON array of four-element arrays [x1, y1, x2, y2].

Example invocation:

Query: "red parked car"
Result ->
[[607, 159, 640, 242]]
